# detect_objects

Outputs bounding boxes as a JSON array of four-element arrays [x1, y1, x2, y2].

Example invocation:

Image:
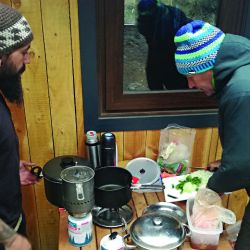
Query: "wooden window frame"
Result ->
[[78, 0, 249, 132]]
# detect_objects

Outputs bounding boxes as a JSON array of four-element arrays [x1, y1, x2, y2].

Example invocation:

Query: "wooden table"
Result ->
[[58, 191, 232, 250]]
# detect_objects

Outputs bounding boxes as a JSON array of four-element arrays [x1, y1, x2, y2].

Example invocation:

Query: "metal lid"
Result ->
[[143, 202, 187, 224], [86, 130, 98, 143], [126, 157, 161, 185], [130, 213, 186, 250], [61, 166, 95, 183], [42, 155, 90, 182]]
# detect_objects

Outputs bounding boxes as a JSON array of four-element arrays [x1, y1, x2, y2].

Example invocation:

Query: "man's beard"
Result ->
[[0, 60, 25, 105]]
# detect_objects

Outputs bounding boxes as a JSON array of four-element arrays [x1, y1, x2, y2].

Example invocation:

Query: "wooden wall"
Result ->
[[1, 0, 248, 249]]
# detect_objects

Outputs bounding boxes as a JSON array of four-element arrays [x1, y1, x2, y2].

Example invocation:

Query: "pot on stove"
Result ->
[[61, 165, 95, 215], [42, 155, 91, 207], [94, 166, 132, 209]]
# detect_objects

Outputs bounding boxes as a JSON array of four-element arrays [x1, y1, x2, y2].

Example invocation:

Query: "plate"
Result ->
[[162, 175, 199, 202]]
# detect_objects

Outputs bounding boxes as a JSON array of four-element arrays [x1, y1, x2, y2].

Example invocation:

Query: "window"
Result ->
[[78, 0, 250, 131]]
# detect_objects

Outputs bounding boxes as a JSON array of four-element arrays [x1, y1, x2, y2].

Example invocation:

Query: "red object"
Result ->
[[161, 171, 176, 178], [132, 176, 139, 184], [58, 208, 65, 213]]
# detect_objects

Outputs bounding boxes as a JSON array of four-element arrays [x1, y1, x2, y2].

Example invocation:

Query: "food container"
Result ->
[[186, 198, 223, 250]]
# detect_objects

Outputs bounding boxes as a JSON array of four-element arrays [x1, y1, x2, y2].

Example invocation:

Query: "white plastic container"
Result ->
[[186, 198, 223, 250]]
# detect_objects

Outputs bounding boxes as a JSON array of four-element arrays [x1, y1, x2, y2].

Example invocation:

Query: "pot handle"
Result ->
[[182, 223, 191, 237], [122, 234, 137, 250], [76, 183, 85, 200]]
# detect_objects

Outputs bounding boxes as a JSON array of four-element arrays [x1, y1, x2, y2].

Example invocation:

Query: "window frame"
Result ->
[[78, 0, 249, 132]]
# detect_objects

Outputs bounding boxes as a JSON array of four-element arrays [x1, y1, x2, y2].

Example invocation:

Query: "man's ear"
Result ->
[[0, 58, 2, 67]]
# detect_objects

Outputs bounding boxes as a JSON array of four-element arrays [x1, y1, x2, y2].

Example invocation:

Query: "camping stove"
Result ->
[[92, 204, 133, 228]]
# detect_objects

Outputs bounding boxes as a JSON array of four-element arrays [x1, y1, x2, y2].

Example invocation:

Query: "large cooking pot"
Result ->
[[94, 166, 132, 208], [42, 155, 90, 207]]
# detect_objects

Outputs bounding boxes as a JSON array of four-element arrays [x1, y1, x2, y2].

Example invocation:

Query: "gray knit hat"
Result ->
[[0, 3, 33, 56]]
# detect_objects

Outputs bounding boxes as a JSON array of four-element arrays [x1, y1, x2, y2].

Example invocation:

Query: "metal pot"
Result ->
[[61, 165, 95, 215], [94, 167, 165, 209], [126, 212, 190, 250], [42, 155, 90, 207], [94, 166, 132, 208]]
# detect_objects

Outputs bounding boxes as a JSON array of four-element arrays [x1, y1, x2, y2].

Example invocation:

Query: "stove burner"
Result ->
[[92, 204, 133, 228]]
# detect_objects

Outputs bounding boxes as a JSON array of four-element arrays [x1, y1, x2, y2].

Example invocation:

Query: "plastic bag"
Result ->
[[157, 124, 196, 175], [191, 188, 236, 229], [225, 220, 242, 248]]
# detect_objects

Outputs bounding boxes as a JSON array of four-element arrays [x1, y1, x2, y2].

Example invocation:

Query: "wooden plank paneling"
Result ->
[[41, 0, 77, 156], [123, 130, 146, 160], [145, 130, 160, 160], [69, 0, 86, 157], [113, 131, 124, 162], [228, 190, 249, 221], [208, 128, 219, 163], [191, 128, 213, 167], [216, 139, 223, 160]]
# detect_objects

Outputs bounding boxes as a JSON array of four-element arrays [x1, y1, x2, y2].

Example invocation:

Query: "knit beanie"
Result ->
[[0, 3, 33, 56], [174, 20, 225, 75]]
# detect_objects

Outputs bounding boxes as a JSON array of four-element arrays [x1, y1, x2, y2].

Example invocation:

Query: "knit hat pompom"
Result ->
[[174, 20, 225, 75], [0, 3, 33, 56]]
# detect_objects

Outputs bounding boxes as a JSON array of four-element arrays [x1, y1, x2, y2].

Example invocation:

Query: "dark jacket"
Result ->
[[0, 95, 22, 226], [207, 34, 250, 193]]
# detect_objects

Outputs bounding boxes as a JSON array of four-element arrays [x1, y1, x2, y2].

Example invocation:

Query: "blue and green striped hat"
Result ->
[[174, 20, 225, 75]]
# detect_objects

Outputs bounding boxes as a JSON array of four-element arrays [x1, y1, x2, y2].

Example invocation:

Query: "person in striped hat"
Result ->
[[174, 20, 250, 250]]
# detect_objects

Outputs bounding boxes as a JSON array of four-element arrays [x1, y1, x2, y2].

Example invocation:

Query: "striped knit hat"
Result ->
[[0, 3, 33, 56], [174, 20, 225, 75]]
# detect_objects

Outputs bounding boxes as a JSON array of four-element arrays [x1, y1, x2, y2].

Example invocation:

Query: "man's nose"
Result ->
[[187, 79, 195, 88], [24, 53, 30, 64]]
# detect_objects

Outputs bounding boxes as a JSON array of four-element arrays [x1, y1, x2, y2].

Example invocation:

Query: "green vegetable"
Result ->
[[182, 182, 197, 193], [174, 175, 202, 193], [190, 170, 213, 186]]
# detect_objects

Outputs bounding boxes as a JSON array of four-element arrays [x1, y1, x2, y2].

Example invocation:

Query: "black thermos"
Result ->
[[100, 132, 117, 167]]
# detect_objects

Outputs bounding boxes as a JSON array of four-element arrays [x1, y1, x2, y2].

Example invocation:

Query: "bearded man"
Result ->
[[0, 3, 40, 249]]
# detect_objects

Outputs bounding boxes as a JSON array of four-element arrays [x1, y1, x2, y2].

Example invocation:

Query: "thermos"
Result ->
[[85, 131, 101, 169], [100, 132, 117, 167]]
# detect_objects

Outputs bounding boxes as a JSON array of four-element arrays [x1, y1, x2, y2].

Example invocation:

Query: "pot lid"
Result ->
[[61, 166, 95, 183], [130, 213, 186, 250], [143, 202, 187, 224], [126, 157, 160, 185], [43, 155, 90, 182]]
